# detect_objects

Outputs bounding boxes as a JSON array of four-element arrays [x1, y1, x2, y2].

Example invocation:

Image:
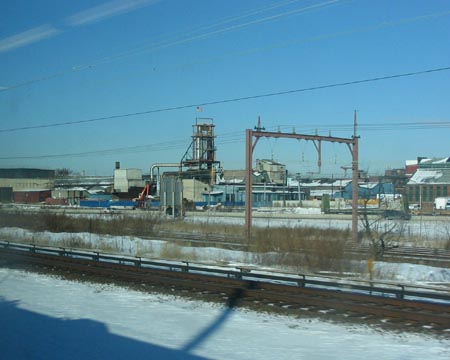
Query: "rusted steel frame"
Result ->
[[252, 131, 355, 144], [245, 123, 359, 243]]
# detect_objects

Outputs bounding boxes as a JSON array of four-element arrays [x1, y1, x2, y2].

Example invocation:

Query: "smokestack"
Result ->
[[115, 161, 120, 170]]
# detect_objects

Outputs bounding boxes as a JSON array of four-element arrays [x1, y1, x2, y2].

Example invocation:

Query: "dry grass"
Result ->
[[157, 219, 246, 240], [0, 210, 354, 272], [0, 210, 161, 238], [250, 226, 351, 272]]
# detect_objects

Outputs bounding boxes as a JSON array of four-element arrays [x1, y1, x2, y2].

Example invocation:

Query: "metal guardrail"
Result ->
[[1, 240, 449, 304]]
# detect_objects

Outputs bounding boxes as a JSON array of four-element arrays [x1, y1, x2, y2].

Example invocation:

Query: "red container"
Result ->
[[45, 198, 68, 205], [14, 190, 51, 203]]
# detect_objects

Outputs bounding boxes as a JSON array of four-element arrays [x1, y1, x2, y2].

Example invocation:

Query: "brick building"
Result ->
[[406, 157, 450, 211]]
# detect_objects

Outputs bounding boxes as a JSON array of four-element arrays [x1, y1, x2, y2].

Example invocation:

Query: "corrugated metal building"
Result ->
[[342, 181, 395, 201], [406, 157, 450, 211], [0, 168, 55, 202], [0, 179, 54, 191]]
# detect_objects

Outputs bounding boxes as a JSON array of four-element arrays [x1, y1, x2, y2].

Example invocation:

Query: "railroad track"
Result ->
[[1, 241, 449, 332], [151, 231, 450, 266]]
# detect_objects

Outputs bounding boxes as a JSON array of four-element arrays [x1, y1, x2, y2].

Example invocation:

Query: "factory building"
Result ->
[[4, 123, 440, 214], [0, 168, 55, 204], [256, 159, 286, 185], [406, 157, 450, 211], [0, 168, 55, 192], [157, 118, 222, 214], [113, 162, 145, 199]]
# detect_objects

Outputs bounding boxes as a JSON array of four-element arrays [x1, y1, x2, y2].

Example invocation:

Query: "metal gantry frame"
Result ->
[[245, 113, 360, 242], [180, 118, 221, 185]]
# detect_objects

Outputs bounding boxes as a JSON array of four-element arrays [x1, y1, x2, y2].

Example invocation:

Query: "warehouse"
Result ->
[[406, 157, 450, 211], [0, 168, 55, 203]]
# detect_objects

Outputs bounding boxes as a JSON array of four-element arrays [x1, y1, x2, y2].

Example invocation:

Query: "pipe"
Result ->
[[150, 163, 182, 182]]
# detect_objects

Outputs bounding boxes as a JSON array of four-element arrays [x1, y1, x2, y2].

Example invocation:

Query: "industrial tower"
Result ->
[[181, 118, 221, 184]]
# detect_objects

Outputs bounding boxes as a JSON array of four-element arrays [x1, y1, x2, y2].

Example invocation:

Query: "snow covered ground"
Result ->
[[1, 227, 450, 286], [1, 268, 449, 360], [2, 226, 450, 287], [188, 212, 450, 244], [1, 216, 449, 359]]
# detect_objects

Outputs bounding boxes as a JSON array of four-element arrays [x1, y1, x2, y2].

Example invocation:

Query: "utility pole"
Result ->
[[245, 128, 253, 241], [296, 173, 302, 206], [351, 110, 359, 243]]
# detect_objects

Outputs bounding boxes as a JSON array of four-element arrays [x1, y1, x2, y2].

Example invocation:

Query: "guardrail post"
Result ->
[[183, 261, 189, 272], [396, 285, 405, 299], [297, 274, 306, 288]]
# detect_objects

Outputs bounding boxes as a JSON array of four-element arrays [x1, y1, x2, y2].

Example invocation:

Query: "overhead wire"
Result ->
[[273, 120, 450, 135], [92, 0, 309, 65], [1, 65, 449, 133], [3, 4, 449, 99], [168, 9, 450, 74], [8, 7, 449, 97], [96, 0, 340, 63], [2, 3, 448, 168], [0, 0, 332, 92], [0, 128, 247, 160], [1, 120, 449, 161]]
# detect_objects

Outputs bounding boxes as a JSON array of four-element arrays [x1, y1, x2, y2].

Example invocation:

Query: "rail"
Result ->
[[1, 240, 449, 304], [150, 231, 450, 265]]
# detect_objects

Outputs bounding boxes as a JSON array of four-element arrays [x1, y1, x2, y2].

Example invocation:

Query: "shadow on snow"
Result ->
[[0, 298, 207, 360], [0, 285, 251, 359]]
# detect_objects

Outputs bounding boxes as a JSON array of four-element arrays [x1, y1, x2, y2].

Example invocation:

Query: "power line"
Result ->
[[142, 9, 447, 78], [275, 120, 450, 134], [1, 120, 449, 161], [93, 0, 309, 65], [3, 5, 448, 95], [0, 129, 246, 160], [1, 65, 450, 134], [0, 0, 330, 92]]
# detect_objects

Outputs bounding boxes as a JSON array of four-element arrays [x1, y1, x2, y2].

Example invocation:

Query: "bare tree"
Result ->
[[439, 223, 450, 250], [55, 168, 72, 178], [359, 205, 405, 260]]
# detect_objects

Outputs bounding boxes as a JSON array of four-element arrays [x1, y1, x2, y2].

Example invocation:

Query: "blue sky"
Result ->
[[1, 0, 449, 176]]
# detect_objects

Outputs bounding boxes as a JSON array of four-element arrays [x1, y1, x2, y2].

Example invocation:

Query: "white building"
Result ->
[[113, 168, 144, 193]]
